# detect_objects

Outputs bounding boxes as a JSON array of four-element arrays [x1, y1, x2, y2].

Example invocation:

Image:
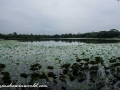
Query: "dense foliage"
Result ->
[[0, 29, 120, 40]]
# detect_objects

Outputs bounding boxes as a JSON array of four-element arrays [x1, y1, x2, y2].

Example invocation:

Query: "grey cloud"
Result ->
[[0, 0, 120, 34]]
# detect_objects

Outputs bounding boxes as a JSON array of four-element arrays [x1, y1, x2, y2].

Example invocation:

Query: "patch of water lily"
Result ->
[[0, 40, 120, 90]]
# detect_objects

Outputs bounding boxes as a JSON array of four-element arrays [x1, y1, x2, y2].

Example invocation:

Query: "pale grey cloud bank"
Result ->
[[0, 0, 120, 35]]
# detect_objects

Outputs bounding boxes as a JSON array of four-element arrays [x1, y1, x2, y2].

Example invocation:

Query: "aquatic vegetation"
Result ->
[[47, 72, 57, 78], [1, 72, 11, 85], [0, 40, 120, 90], [47, 66, 54, 70], [0, 63, 6, 71], [69, 74, 75, 81], [30, 63, 42, 71], [61, 63, 71, 69], [20, 73, 29, 84]]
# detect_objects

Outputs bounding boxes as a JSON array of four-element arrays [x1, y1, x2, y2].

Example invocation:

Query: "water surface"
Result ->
[[20, 38, 120, 46]]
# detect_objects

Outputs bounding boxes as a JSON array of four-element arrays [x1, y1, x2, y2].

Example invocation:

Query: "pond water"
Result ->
[[20, 38, 120, 46], [0, 39, 120, 90]]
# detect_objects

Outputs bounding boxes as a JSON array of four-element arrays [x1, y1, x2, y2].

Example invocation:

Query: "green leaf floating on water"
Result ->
[[30, 63, 42, 71], [0, 63, 6, 71], [1, 72, 10, 77], [20, 73, 28, 78], [47, 66, 54, 70], [30, 63, 41, 68], [61, 63, 71, 69]]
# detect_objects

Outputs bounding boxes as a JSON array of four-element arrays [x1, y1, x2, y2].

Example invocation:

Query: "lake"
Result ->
[[0, 39, 120, 90], [20, 38, 120, 46]]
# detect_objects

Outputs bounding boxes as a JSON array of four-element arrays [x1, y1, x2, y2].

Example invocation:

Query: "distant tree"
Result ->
[[107, 29, 119, 38], [97, 31, 107, 38], [0, 29, 120, 39], [91, 32, 98, 38], [13, 32, 17, 36], [53, 34, 60, 38], [13, 32, 17, 38], [0, 33, 2, 38]]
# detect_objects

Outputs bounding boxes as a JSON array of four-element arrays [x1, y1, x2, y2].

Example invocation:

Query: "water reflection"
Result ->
[[20, 38, 120, 46]]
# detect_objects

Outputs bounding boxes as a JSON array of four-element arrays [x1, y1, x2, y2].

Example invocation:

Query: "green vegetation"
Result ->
[[0, 40, 120, 90], [0, 29, 120, 40]]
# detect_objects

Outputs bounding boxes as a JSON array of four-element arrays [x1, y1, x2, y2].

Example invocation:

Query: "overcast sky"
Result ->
[[0, 0, 120, 35]]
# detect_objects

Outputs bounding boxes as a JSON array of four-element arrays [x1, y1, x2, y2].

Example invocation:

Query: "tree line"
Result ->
[[0, 29, 120, 40]]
